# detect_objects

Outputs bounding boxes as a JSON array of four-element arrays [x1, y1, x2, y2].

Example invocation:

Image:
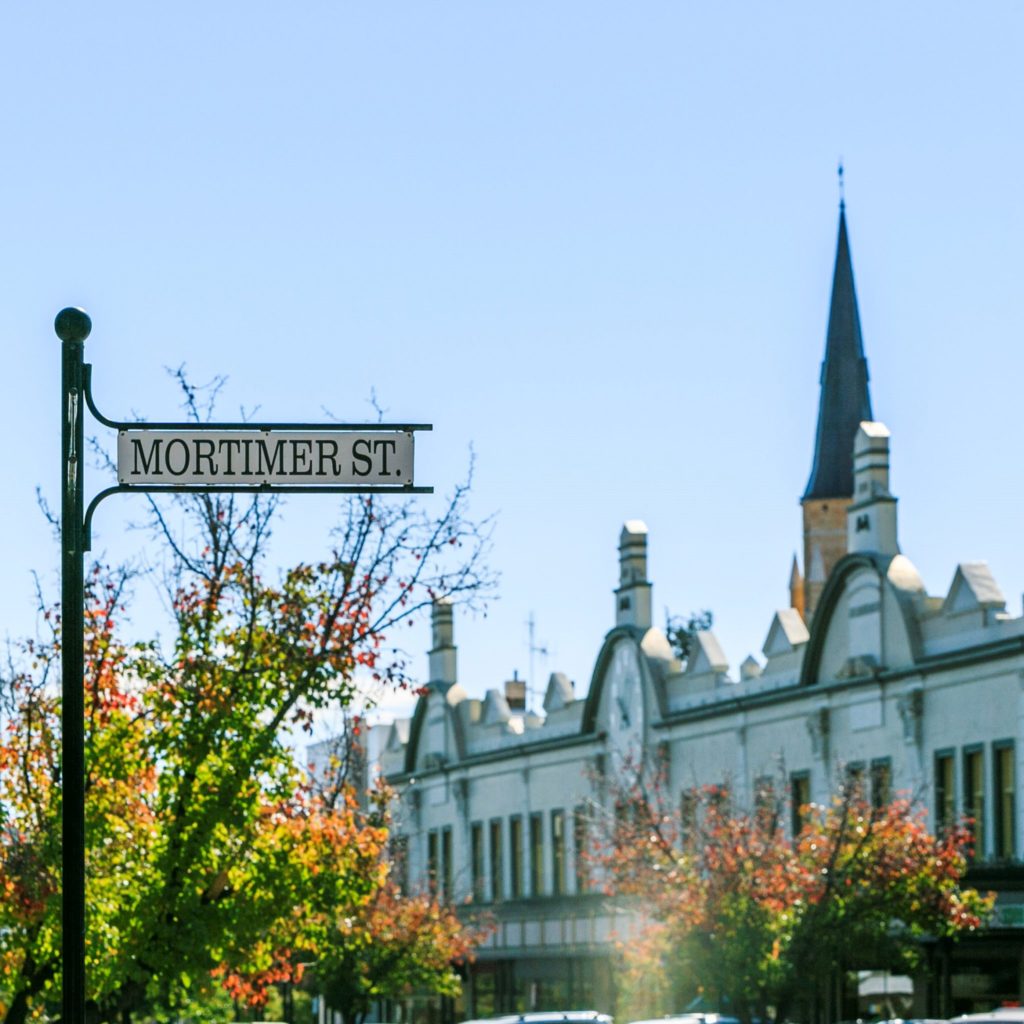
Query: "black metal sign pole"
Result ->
[[56, 306, 91, 1024], [53, 306, 431, 1022]]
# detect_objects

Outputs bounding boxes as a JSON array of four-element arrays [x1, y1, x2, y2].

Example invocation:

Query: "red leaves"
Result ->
[[594, 775, 994, 1020]]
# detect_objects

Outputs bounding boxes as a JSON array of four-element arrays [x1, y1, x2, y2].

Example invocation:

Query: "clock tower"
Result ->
[[615, 520, 652, 630]]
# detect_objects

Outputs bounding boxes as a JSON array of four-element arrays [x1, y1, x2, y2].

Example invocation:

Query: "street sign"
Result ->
[[118, 428, 415, 487], [54, 306, 432, 1024]]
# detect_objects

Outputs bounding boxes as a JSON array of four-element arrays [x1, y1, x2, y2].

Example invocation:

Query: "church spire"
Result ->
[[803, 203, 873, 501]]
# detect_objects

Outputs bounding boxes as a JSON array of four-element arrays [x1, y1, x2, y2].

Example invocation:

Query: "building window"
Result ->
[[471, 822, 485, 901], [963, 746, 985, 859], [994, 741, 1015, 860], [844, 761, 866, 800], [790, 772, 811, 837], [870, 758, 892, 810], [551, 810, 566, 895], [509, 816, 523, 898], [680, 788, 698, 844], [573, 805, 589, 893], [441, 826, 452, 898], [489, 819, 504, 902], [935, 750, 955, 834], [754, 776, 777, 830], [391, 835, 408, 894], [529, 813, 544, 896], [427, 830, 439, 891]]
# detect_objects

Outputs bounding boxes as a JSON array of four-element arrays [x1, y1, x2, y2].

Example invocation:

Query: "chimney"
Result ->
[[847, 422, 898, 557], [615, 520, 652, 630], [505, 671, 527, 711], [428, 598, 457, 686]]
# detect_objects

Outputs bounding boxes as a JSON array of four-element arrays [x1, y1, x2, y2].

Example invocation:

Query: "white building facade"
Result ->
[[372, 208, 1024, 1021]]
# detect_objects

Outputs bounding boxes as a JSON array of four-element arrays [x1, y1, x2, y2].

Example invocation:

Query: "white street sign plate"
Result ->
[[117, 430, 414, 487]]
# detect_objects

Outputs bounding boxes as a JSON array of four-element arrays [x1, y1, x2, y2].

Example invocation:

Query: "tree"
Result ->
[[317, 880, 484, 1024], [593, 765, 993, 1024], [0, 376, 493, 1023], [664, 609, 713, 664]]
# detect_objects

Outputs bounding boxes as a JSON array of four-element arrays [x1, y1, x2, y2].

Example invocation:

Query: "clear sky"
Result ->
[[3, 2, 1023, 719]]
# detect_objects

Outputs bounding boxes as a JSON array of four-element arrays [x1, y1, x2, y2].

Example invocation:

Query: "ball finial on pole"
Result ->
[[55, 307, 92, 344]]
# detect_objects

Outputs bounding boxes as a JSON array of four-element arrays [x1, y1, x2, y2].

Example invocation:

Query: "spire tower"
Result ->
[[801, 202, 874, 619]]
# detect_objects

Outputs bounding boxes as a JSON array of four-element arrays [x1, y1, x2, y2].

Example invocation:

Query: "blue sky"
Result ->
[[2, 3, 1023, 713]]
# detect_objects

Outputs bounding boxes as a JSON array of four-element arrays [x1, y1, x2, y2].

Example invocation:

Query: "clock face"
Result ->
[[607, 641, 644, 757]]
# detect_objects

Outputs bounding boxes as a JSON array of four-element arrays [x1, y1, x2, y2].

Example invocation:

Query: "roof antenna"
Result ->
[[526, 612, 548, 712], [838, 159, 845, 210]]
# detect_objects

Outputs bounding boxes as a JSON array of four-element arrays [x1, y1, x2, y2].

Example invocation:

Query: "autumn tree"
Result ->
[[219, 777, 488, 1024], [0, 375, 493, 1023], [594, 764, 992, 1024]]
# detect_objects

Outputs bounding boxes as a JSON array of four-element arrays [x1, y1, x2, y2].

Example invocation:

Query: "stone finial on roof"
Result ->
[[686, 630, 728, 675], [789, 554, 805, 620], [543, 672, 575, 713], [481, 688, 512, 725], [943, 563, 1007, 615], [428, 598, 457, 686], [763, 608, 811, 658], [740, 655, 762, 680], [616, 520, 652, 630], [387, 719, 411, 751]]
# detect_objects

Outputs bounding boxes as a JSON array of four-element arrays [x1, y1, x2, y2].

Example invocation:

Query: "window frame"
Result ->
[[471, 821, 485, 901], [934, 747, 956, 834], [963, 743, 986, 860], [529, 812, 544, 897], [993, 739, 1016, 860], [489, 818, 504, 903], [551, 809, 566, 896], [509, 815, 524, 899], [789, 770, 811, 838]]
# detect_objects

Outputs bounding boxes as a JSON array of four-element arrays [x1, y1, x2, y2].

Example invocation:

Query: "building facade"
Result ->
[[366, 207, 1024, 1022]]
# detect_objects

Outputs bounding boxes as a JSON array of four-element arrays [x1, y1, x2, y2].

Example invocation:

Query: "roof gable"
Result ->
[[686, 630, 728, 675], [543, 672, 575, 713], [943, 562, 1006, 615], [763, 609, 810, 658]]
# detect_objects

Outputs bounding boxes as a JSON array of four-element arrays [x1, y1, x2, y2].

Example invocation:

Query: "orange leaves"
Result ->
[[594, 773, 993, 1021]]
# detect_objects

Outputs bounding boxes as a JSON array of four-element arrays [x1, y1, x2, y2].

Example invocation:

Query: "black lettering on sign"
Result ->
[[373, 439, 398, 476], [241, 438, 254, 475], [352, 438, 372, 477], [256, 438, 285, 476], [195, 438, 217, 476], [317, 438, 341, 476], [131, 438, 162, 476], [290, 439, 313, 476], [165, 438, 190, 476], [218, 438, 242, 474]]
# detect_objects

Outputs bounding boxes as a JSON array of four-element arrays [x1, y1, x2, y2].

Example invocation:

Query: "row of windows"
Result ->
[[935, 741, 1015, 859], [678, 760, 892, 842], [422, 744, 1017, 901], [427, 808, 590, 902]]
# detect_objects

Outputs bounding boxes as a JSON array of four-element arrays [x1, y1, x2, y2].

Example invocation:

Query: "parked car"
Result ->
[[628, 1015, 740, 1024], [460, 1012, 613, 1024], [950, 1011, 1024, 1024]]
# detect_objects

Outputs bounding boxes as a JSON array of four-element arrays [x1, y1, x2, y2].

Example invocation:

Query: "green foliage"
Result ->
[[664, 609, 713, 663], [0, 461, 491, 1023], [597, 770, 993, 1024]]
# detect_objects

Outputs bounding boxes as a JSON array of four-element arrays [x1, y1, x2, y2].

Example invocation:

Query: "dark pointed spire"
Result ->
[[803, 204, 873, 501]]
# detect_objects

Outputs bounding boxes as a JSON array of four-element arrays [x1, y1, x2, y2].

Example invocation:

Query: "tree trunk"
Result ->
[[3, 957, 55, 1024], [4, 990, 32, 1024]]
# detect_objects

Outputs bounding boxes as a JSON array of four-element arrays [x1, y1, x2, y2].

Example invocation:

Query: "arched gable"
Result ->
[[403, 683, 468, 774], [581, 624, 671, 735], [799, 552, 923, 687]]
